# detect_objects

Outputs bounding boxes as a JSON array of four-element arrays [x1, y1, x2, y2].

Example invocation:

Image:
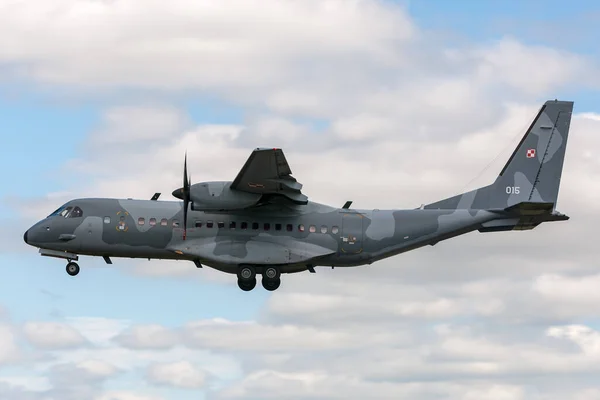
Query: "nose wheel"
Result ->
[[66, 262, 80, 276]]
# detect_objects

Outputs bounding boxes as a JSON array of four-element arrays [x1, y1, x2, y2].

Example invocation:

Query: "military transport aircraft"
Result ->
[[24, 100, 573, 291]]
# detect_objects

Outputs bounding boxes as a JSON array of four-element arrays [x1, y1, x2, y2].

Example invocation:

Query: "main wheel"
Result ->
[[66, 262, 80, 276], [263, 266, 280, 280], [237, 265, 256, 281], [238, 278, 256, 291], [262, 277, 281, 291]]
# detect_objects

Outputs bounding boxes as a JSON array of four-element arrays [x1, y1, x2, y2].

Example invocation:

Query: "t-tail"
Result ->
[[425, 99, 573, 231]]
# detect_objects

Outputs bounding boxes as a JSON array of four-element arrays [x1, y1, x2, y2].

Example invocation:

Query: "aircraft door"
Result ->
[[340, 212, 363, 254], [80, 216, 105, 253]]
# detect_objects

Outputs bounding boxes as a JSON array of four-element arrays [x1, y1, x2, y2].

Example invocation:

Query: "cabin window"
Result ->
[[332, 226, 339, 234], [172, 220, 180, 227], [149, 218, 156, 226], [252, 222, 259, 230], [218, 222, 225, 228], [230, 221, 236, 229], [241, 222, 248, 230], [298, 224, 305, 232], [68, 207, 83, 218], [320, 225, 328, 233], [275, 223, 282, 231], [138, 217, 145, 226], [309, 225, 316, 233], [103, 217, 111, 224], [195, 220, 202, 228], [207, 221, 214, 228], [286, 224, 293, 232], [160, 218, 168, 226], [264, 223, 270, 231]]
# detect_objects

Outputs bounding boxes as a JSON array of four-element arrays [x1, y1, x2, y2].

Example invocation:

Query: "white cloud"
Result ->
[[146, 361, 206, 389], [95, 392, 165, 400], [115, 324, 179, 350], [22, 322, 87, 349], [3, 0, 600, 399], [0, 324, 21, 365]]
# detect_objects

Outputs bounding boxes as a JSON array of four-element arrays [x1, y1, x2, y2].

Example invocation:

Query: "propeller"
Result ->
[[172, 153, 192, 240]]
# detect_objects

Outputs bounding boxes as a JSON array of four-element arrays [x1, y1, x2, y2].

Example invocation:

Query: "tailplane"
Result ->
[[425, 99, 574, 213]]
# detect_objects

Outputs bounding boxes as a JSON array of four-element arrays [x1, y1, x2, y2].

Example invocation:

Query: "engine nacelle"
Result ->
[[189, 181, 262, 211]]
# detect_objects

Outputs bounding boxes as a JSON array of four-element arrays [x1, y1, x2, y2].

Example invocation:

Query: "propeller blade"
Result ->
[[182, 153, 190, 240]]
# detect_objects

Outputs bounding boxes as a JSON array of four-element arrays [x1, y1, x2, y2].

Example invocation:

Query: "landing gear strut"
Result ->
[[66, 262, 80, 276], [237, 265, 256, 291]]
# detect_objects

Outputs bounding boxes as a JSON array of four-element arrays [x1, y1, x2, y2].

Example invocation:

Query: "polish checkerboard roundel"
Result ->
[[526, 148, 536, 158]]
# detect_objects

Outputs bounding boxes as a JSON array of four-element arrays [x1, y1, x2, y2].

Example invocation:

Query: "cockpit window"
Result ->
[[67, 206, 83, 218], [48, 206, 65, 217], [59, 207, 73, 217]]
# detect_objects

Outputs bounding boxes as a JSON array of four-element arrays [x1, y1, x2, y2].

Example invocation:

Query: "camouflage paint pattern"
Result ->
[[24, 100, 573, 278]]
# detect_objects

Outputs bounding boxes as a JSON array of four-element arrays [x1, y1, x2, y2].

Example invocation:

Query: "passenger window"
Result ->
[[298, 224, 305, 232], [160, 218, 168, 226], [321, 225, 328, 233], [195, 221, 202, 228], [149, 218, 156, 226], [332, 226, 339, 234], [103, 217, 111, 224], [138, 217, 145, 225], [275, 223, 282, 231], [69, 207, 83, 218], [241, 222, 248, 230], [218, 222, 225, 228], [309, 225, 316, 233], [286, 224, 293, 232], [230, 221, 236, 229], [207, 221, 214, 228], [264, 223, 270, 231], [60, 207, 73, 217], [252, 222, 258, 230], [172, 220, 180, 227]]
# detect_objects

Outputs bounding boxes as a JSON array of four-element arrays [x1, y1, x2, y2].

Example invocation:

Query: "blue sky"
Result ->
[[1, 1, 600, 399]]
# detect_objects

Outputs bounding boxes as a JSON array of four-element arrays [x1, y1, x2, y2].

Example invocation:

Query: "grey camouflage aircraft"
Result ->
[[24, 100, 573, 291]]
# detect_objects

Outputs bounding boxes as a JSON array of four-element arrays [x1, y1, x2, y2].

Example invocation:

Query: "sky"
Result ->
[[1, 0, 600, 399]]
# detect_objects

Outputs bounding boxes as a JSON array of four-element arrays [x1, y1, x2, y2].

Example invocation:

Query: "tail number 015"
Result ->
[[506, 186, 520, 194]]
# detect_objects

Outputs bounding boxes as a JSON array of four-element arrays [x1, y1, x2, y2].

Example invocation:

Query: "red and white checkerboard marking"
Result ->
[[526, 149, 536, 158]]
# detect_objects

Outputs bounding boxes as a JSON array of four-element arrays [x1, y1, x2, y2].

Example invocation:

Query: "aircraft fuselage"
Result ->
[[24, 198, 497, 274]]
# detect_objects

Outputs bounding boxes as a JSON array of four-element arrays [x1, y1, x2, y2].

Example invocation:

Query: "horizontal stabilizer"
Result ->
[[504, 201, 555, 215]]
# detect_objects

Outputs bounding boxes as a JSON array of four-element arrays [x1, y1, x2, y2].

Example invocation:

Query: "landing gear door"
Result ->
[[340, 212, 363, 254]]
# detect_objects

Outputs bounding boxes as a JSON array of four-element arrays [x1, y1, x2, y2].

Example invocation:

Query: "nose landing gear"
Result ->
[[66, 262, 80, 276]]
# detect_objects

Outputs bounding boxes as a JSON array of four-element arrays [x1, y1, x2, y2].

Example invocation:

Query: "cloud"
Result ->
[[0, 324, 21, 365], [3, 1, 600, 399], [114, 324, 179, 350], [22, 322, 87, 350], [146, 361, 207, 389]]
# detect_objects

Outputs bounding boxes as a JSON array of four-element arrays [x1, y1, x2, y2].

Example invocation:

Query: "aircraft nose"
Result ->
[[23, 229, 29, 245]]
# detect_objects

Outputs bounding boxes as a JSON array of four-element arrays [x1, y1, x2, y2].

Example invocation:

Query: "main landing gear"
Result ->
[[66, 262, 80, 276], [237, 266, 281, 292]]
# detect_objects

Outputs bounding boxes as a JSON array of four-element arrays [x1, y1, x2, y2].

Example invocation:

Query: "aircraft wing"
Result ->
[[230, 148, 308, 205], [168, 237, 335, 265]]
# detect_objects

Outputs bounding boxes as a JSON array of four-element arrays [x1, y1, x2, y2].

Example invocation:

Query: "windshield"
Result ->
[[48, 205, 68, 217], [47, 205, 83, 218]]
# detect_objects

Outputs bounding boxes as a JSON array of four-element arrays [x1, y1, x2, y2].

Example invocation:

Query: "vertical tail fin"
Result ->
[[425, 100, 573, 210], [489, 99, 573, 210]]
